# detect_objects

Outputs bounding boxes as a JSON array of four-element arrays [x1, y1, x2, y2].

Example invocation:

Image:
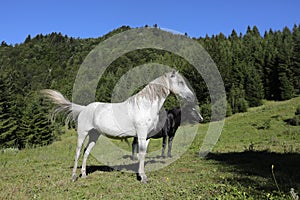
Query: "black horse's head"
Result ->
[[181, 102, 203, 124]]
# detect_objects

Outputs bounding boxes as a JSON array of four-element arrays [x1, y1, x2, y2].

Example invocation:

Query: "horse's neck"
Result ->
[[128, 75, 170, 109], [150, 75, 168, 85], [171, 108, 181, 123], [151, 76, 170, 109]]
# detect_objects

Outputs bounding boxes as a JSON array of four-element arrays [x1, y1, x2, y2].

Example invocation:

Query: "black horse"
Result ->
[[132, 103, 203, 159]]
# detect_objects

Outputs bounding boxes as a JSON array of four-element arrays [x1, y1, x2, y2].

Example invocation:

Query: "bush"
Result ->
[[200, 103, 211, 123], [237, 98, 249, 113], [289, 115, 300, 126], [226, 102, 233, 117], [295, 105, 300, 115], [287, 106, 300, 126]]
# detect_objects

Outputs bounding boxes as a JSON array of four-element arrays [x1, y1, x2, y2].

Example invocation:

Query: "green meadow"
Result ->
[[1, 97, 299, 199]]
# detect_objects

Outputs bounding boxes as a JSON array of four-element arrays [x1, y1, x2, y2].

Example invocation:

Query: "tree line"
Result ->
[[0, 25, 299, 149]]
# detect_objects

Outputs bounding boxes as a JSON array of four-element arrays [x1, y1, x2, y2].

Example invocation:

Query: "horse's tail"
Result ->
[[41, 89, 85, 123]]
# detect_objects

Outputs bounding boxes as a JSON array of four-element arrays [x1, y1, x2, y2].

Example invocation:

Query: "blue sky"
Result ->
[[1, 0, 299, 45]]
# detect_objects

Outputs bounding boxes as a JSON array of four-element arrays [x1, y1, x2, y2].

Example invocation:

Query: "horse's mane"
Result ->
[[128, 75, 169, 103]]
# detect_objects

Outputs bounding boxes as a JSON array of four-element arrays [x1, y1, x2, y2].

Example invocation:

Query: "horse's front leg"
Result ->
[[137, 134, 149, 183], [161, 136, 167, 158]]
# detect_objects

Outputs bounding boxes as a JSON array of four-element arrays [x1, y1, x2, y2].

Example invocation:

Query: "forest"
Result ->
[[0, 24, 299, 149]]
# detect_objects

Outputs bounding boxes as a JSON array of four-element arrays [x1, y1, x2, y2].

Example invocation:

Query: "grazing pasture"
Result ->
[[1, 97, 299, 199]]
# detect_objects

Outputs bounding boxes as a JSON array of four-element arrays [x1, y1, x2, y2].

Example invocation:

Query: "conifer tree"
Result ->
[[292, 24, 300, 94], [276, 27, 295, 100], [245, 66, 264, 106], [20, 92, 55, 148], [0, 73, 18, 148]]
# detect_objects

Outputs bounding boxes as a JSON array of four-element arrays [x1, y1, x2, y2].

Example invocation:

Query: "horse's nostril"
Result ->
[[186, 95, 194, 102]]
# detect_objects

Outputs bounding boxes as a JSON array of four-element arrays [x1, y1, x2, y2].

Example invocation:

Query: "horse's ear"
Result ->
[[171, 70, 177, 77]]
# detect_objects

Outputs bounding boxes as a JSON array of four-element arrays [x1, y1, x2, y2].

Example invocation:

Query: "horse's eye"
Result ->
[[178, 81, 184, 85]]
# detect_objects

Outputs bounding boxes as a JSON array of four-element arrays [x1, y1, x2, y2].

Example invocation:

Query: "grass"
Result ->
[[1, 97, 300, 199]]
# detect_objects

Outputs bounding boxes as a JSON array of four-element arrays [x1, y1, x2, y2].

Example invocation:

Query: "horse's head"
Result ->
[[182, 102, 203, 123], [166, 71, 195, 102]]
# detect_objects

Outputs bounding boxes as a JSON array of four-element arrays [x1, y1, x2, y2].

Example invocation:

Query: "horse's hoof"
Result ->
[[131, 156, 137, 161], [141, 178, 148, 184], [141, 180, 148, 184], [140, 175, 148, 183], [72, 175, 78, 182], [81, 174, 87, 179]]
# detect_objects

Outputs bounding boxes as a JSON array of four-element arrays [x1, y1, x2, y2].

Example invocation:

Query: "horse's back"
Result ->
[[92, 102, 137, 137]]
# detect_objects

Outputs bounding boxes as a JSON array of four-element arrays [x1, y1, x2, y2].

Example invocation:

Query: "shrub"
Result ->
[[295, 105, 300, 115], [289, 115, 300, 126]]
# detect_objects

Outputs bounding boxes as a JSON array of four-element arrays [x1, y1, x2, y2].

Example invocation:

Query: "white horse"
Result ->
[[42, 71, 194, 183]]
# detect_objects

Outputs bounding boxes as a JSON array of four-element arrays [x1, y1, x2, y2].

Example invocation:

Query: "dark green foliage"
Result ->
[[276, 27, 295, 100], [199, 25, 299, 113], [296, 105, 300, 115], [199, 103, 211, 123], [0, 72, 21, 148], [226, 102, 233, 117], [19, 92, 59, 148], [0, 72, 19, 148], [292, 25, 300, 94], [289, 115, 300, 126], [287, 105, 300, 126], [228, 84, 248, 113], [244, 66, 264, 107], [0, 25, 299, 149]]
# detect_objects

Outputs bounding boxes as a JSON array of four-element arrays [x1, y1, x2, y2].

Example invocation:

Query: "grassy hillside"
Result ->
[[1, 97, 299, 199]]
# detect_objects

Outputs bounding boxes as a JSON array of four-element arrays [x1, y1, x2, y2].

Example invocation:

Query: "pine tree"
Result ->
[[0, 73, 19, 148], [245, 65, 265, 107], [262, 29, 277, 99], [276, 27, 295, 100], [228, 83, 248, 113], [20, 92, 55, 148], [292, 24, 300, 94]]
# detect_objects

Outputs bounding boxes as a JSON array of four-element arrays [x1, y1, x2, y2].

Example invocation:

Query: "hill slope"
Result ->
[[1, 25, 300, 149], [0, 97, 299, 199]]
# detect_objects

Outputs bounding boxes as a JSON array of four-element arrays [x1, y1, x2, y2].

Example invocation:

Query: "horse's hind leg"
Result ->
[[72, 130, 88, 181], [81, 129, 100, 178], [131, 137, 138, 160], [167, 136, 174, 158]]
